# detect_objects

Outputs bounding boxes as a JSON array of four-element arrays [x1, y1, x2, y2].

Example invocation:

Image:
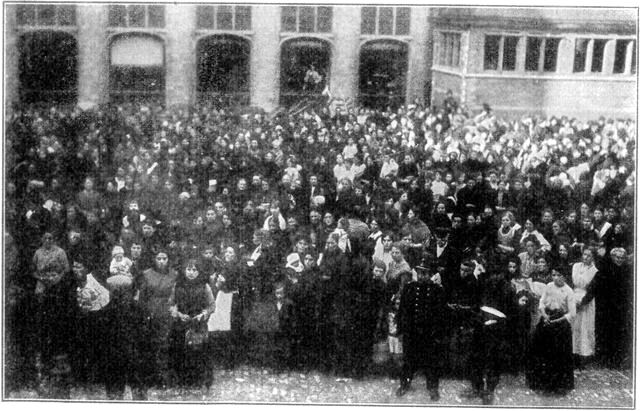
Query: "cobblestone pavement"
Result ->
[[7, 365, 634, 407]]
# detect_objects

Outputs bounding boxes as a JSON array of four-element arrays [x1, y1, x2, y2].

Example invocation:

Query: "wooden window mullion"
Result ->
[[392, 7, 396, 35], [585, 38, 594, 74], [313, 7, 317, 32], [232, 6, 236, 30], [296, 6, 300, 33], [624, 39, 634, 74], [538, 38, 546, 73]]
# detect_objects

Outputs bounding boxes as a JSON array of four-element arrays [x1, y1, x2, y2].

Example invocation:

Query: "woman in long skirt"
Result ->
[[137, 250, 178, 387], [572, 248, 598, 366], [168, 259, 214, 390], [527, 269, 576, 394]]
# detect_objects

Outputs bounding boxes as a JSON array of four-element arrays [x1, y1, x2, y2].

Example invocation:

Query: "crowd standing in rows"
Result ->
[[5, 95, 635, 403]]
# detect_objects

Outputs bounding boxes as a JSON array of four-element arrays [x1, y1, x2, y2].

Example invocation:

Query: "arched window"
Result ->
[[197, 35, 251, 107], [279, 37, 331, 107], [19, 31, 78, 104], [109, 34, 165, 103], [359, 40, 408, 109]]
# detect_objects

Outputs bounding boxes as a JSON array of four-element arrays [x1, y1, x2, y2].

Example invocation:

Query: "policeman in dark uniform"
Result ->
[[395, 264, 449, 401]]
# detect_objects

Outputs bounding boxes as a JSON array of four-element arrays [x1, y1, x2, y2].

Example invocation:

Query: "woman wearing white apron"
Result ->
[[572, 248, 598, 367]]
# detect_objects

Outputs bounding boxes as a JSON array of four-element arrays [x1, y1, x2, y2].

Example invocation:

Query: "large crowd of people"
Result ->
[[4, 94, 635, 403]]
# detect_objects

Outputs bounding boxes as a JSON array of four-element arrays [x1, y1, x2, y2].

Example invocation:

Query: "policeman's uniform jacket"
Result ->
[[397, 279, 449, 368]]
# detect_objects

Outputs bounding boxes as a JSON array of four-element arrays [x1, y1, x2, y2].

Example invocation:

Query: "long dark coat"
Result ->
[[397, 280, 450, 375]]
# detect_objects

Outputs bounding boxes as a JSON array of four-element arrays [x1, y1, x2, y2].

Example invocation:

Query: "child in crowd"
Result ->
[[109, 245, 133, 278], [387, 295, 403, 378]]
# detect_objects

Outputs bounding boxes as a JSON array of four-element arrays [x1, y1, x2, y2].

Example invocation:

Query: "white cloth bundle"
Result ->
[[208, 291, 234, 332]]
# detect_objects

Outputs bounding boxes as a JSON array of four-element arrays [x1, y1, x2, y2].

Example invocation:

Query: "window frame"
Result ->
[[108, 4, 166, 29], [280, 6, 333, 33], [524, 35, 561, 73], [482, 33, 520, 73], [360, 6, 411, 36], [612, 38, 636, 75], [196, 5, 252, 31], [436, 30, 463, 68], [573, 36, 636, 76], [16, 4, 76, 27]]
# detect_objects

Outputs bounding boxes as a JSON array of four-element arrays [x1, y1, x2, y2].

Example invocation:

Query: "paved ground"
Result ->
[[7, 365, 634, 406]]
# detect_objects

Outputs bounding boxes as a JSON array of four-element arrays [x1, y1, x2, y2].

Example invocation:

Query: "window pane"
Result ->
[[299, 7, 315, 32], [525, 37, 542, 71], [57, 5, 76, 26], [591, 39, 606, 73], [128, 5, 145, 27], [543, 38, 560, 72], [613, 39, 631, 74], [573, 38, 589, 72], [484, 35, 500, 70], [395, 7, 411, 36], [148, 5, 165, 28], [503, 36, 518, 71], [361, 7, 376, 34], [443, 34, 452, 65], [109, 5, 127, 27], [378, 7, 393, 35], [197, 6, 215, 29], [317, 7, 332, 33], [453, 34, 461, 66], [37, 5, 56, 26], [16, 5, 36, 25], [217, 5, 233, 30], [235, 6, 251, 30], [281, 6, 297, 32]]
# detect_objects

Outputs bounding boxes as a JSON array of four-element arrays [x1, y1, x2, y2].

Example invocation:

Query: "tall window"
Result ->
[[108, 5, 165, 28], [361, 7, 411, 36], [16, 4, 76, 26], [196, 5, 252, 31], [281, 6, 332, 33], [437, 32, 461, 68], [573, 38, 589, 72], [591, 39, 607, 72], [484, 35, 500, 70], [483, 35, 519, 71], [573, 38, 607, 73], [613, 39, 635, 74], [525, 36, 560, 72], [19, 31, 78, 104], [109, 34, 165, 103]]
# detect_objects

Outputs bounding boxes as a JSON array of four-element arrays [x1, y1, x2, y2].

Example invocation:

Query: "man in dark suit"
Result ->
[[395, 265, 449, 401], [465, 268, 517, 405], [426, 228, 462, 301], [447, 260, 483, 378]]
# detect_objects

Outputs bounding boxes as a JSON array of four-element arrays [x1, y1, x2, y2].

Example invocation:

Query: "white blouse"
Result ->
[[538, 282, 576, 322]]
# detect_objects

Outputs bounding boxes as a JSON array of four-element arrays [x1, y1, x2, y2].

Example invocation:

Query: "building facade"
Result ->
[[4, 4, 637, 118], [430, 8, 637, 119]]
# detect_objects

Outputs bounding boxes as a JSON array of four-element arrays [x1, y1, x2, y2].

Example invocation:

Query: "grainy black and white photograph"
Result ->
[[2, 1, 637, 407]]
